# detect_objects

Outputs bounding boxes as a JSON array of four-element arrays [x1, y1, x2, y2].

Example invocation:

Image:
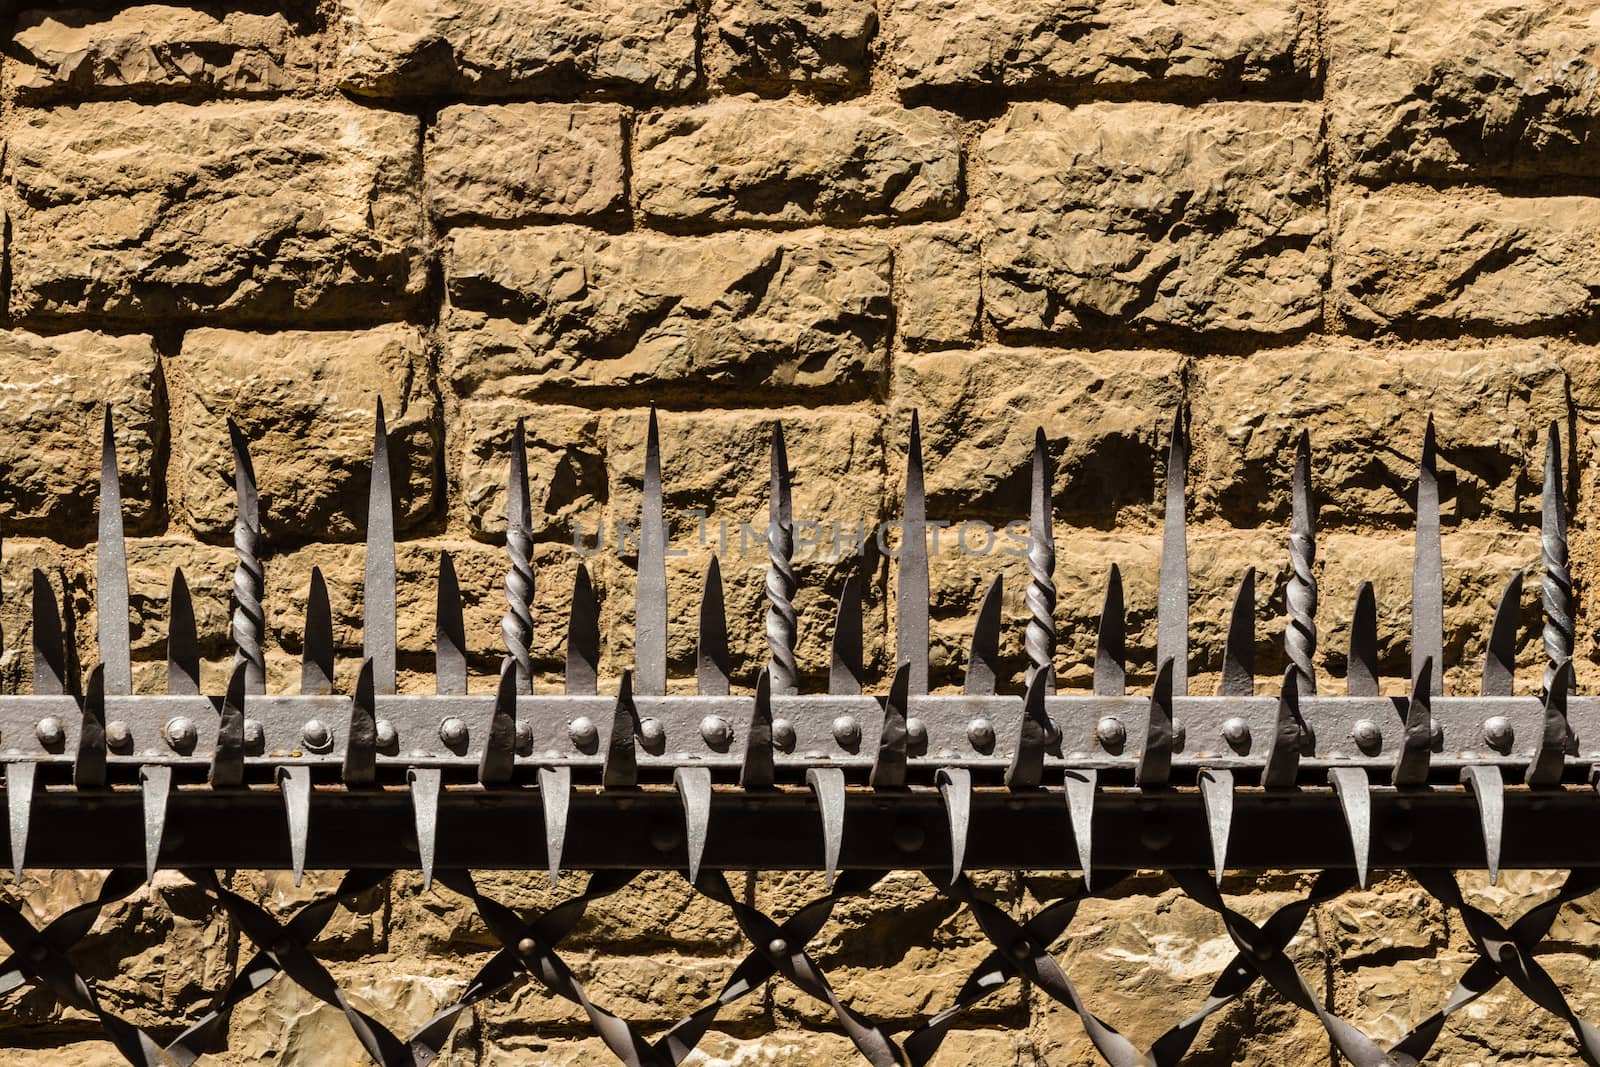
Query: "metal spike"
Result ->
[[97, 407, 131, 695], [1542, 421, 1573, 695], [1482, 573, 1522, 697], [1026, 428, 1056, 693], [1262, 668, 1305, 789], [1286, 431, 1318, 694], [1158, 410, 1189, 696], [228, 418, 265, 695], [1346, 582, 1379, 696], [1412, 418, 1443, 696], [603, 671, 639, 789], [344, 659, 377, 787], [409, 768, 442, 891], [1221, 569, 1255, 697], [436, 551, 467, 696], [871, 664, 911, 790], [1005, 667, 1051, 790], [1095, 565, 1126, 696], [504, 418, 534, 694], [898, 411, 930, 695], [75, 665, 107, 789], [140, 766, 172, 884], [936, 768, 972, 885], [538, 765, 572, 888], [567, 563, 599, 696], [741, 669, 775, 789], [829, 575, 864, 696], [1394, 657, 1433, 787], [31, 569, 66, 696], [964, 576, 1003, 696], [637, 410, 667, 696], [1328, 767, 1372, 888], [479, 661, 518, 786], [1527, 659, 1572, 787], [366, 401, 397, 696], [6, 763, 35, 879], [767, 423, 798, 696], [211, 662, 248, 788], [165, 568, 200, 696], [1198, 768, 1233, 887], [302, 566, 335, 696], [1064, 769, 1096, 891], [1136, 658, 1176, 788], [1461, 765, 1505, 885], [675, 767, 713, 883], [698, 557, 731, 697], [806, 767, 846, 889], [279, 766, 311, 886]]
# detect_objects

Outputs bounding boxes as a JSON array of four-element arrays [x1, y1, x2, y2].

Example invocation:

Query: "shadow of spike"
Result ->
[[567, 563, 600, 696], [1348, 582, 1379, 697], [302, 566, 335, 696], [167, 567, 200, 696], [31, 568, 67, 697], [1095, 565, 1125, 696], [1221, 568, 1254, 697], [741, 669, 775, 789], [964, 576, 1003, 696], [1481, 572, 1522, 698], [698, 556, 731, 696], [436, 550, 467, 697], [829, 575, 863, 696]]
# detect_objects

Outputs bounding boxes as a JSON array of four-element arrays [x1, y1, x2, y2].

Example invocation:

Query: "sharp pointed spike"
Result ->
[[479, 661, 519, 786], [435, 551, 467, 696], [1005, 666, 1051, 790], [211, 662, 248, 788], [698, 557, 731, 697], [936, 768, 972, 885], [964, 576, 1003, 696], [31, 569, 66, 696], [829, 575, 864, 696], [898, 411, 929, 695], [741, 669, 775, 789], [75, 665, 107, 790], [166, 568, 200, 696], [1328, 767, 1372, 888], [302, 567, 335, 696], [538, 765, 572, 888], [1095, 564, 1126, 697], [1027, 427, 1057, 693], [1064, 769, 1096, 891], [675, 767, 713, 883], [567, 563, 600, 696], [97, 406, 131, 695], [1287, 430, 1318, 695], [806, 767, 846, 889], [637, 410, 667, 696], [1136, 658, 1176, 788], [603, 671, 640, 790], [1198, 768, 1233, 887], [140, 766, 172, 884], [409, 768, 442, 892], [871, 664, 911, 790], [344, 659, 378, 787], [1159, 409, 1189, 697], [1221, 569, 1255, 697], [279, 766, 312, 887], [1543, 420, 1573, 695], [1482, 572, 1522, 697], [766, 422, 798, 696], [365, 404, 397, 696], [1394, 657, 1433, 787], [1461, 765, 1505, 885], [504, 418, 534, 694], [228, 418, 265, 695], [1528, 659, 1572, 787], [1348, 582, 1379, 697], [1262, 668, 1306, 789], [1413, 418, 1443, 696], [6, 763, 36, 880]]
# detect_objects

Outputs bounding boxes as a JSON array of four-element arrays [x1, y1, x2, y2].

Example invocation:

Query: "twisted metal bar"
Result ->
[[1544, 420, 1573, 695], [1027, 428, 1056, 692], [228, 419, 266, 695], [1286, 430, 1317, 695], [503, 418, 535, 694], [766, 424, 798, 695]]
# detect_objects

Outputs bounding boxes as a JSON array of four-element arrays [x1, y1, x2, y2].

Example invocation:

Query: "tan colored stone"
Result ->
[[5, 101, 424, 327], [1336, 191, 1600, 332], [335, 0, 697, 99], [635, 101, 962, 228], [712, 0, 878, 91], [1328, 0, 1600, 182], [167, 325, 438, 541], [458, 401, 607, 541], [981, 102, 1326, 337], [428, 104, 627, 224], [1317, 875, 1449, 964], [10, 5, 316, 102], [899, 227, 982, 349], [445, 227, 891, 399]]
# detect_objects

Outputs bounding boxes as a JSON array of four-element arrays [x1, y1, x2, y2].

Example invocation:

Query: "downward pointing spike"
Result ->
[[1136, 658, 1176, 788], [1095, 565, 1126, 696], [1412, 418, 1443, 696], [1482, 573, 1522, 697], [1393, 657, 1433, 787], [302, 567, 335, 696], [1197, 768, 1233, 887], [567, 563, 599, 696], [538, 766, 572, 888], [140, 766, 172, 884], [698, 557, 731, 696], [1064, 769, 1096, 891], [1221, 569, 1255, 697], [766, 422, 798, 696], [1461, 765, 1505, 884], [436, 551, 467, 696], [1158, 410, 1189, 696], [603, 671, 640, 790], [871, 664, 911, 790], [1328, 767, 1372, 888], [1348, 582, 1379, 696], [1528, 659, 1572, 787], [1026, 427, 1056, 692], [1005, 667, 1051, 790], [365, 401, 397, 696], [6, 763, 35, 879], [637, 410, 667, 697], [97, 407, 131, 695], [279, 766, 311, 886], [964, 576, 1003, 695], [75, 665, 107, 789], [228, 418, 265, 695], [741, 669, 775, 789], [806, 767, 846, 889], [936, 768, 972, 884], [344, 659, 378, 787], [479, 661, 518, 785], [31, 569, 66, 696], [675, 767, 713, 883], [167, 568, 200, 695], [829, 576, 863, 696], [899, 412, 930, 695], [211, 662, 248, 788], [408, 768, 442, 891]]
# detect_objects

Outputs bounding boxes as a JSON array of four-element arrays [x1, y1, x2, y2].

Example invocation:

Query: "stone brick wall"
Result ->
[[0, 0, 1597, 1063]]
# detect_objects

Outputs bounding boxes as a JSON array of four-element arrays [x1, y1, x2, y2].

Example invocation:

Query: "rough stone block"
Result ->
[[898, 227, 982, 349], [981, 102, 1326, 337], [635, 101, 962, 228], [444, 227, 891, 398], [458, 400, 607, 543], [711, 0, 878, 91], [5, 101, 425, 328]]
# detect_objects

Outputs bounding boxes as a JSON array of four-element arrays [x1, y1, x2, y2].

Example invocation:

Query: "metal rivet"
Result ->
[[243, 718, 266, 754], [700, 715, 732, 751], [771, 718, 797, 753], [1222, 717, 1250, 751], [639, 717, 666, 755], [164, 716, 197, 752], [514, 720, 534, 756], [302, 719, 332, 753], [105, 720, 132, 750], [1482, 715, 1514, 753], [967, 717, 996, 753], [517, 937, 536, 957], [906, 716, 928, 755], [36, 717, 64, 748], [769, 938, 788, 956], [439, 717, 468, 748], [832, 714, 861, 751], [1096, 716, 1126, 752], [376, 719, 398, 750], [569, 716, 599, 753], [1352, 719, 1382, 755]]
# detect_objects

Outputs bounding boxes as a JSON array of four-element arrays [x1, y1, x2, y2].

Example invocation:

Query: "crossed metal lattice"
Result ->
[[0, 404, 1598, 1063]]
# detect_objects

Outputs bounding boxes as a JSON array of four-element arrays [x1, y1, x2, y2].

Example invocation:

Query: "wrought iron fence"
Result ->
[[0, 403, 1595, 1065]]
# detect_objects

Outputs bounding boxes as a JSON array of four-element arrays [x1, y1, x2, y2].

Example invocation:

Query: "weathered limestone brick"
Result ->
[[898, 227, 982, 349], [890, 0, 1317, 99], [711, 0, 879, 92], [5, 101, 425, 328], [9, 5, 317, 102], [427, 104, 627, 225], [1336, 190, 1600, 333], [444, 227, 892, 399], [0, 330, 162, 536], [458, 400, 608, 543], [635, 101, 963, 228], [166, 325, 438, 542], [1328, 0, 1600, 182], [335, 0, 698, 99], [980, 102, 1326, 337]]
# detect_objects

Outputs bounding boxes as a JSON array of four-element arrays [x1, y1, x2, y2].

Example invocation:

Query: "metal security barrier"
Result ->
[[0, 403, 1595, 1066]]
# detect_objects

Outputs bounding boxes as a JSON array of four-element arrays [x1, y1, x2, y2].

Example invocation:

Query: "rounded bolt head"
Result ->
[[639, 717, 666, 755], [768, 937, 789, 957], [514, 719, 534, 756], [700, 715, 733, 751], [771, 717, 797, 753], [301, 719, 332, 753], [164, 716, 197, 752], [105, 720, 132, 750], [832, 714, 862, 751], [1222, 716, 1251, 750], [967, 717, 996, 753], [36, 716, 65, 749], [375, 719, 398, 750], [517, 937, 537, 957], [1351, 718, 1383, 755], [906, 716, 928, 755], [1482, 715, 1514, 753], [1096, 716, 1127, 752], [439, 717, 469, 748], [569, 716, 599, 753], [243, 718, 266, 754]]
